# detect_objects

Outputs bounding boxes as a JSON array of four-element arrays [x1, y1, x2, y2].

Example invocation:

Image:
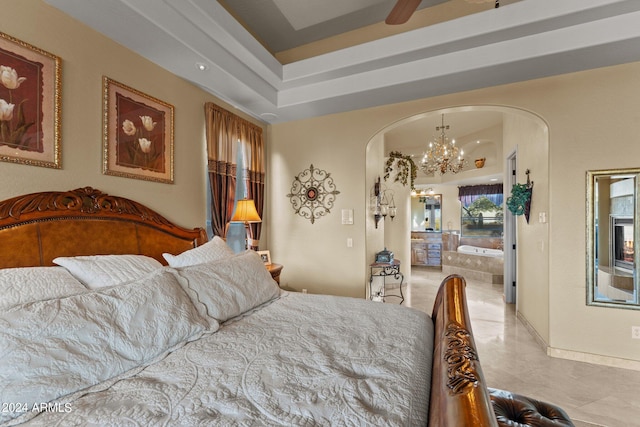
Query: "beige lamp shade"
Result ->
[[230, 199, 261, 223]]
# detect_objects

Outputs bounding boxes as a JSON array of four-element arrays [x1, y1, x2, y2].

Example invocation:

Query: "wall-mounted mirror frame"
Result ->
[[411, 193, 442, 232], [586, 168, 640, 309]]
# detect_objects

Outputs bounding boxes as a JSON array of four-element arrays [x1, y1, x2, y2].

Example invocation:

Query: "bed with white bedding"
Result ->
[[0, 188, 500, 426]]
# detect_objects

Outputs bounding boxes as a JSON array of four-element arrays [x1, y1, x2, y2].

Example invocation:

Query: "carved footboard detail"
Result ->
[[444, 323, 480, 394], [429, 274, 498, 426]]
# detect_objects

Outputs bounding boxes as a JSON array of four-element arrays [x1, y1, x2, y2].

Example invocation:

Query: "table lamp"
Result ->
[[230, 199, 261, 249]]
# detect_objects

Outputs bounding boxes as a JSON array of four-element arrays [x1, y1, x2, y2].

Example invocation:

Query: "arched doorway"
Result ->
[[365, 105, 548, 307]]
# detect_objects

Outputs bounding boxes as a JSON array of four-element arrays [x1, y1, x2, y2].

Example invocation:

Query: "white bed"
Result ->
[[0, 188, 500, 427]]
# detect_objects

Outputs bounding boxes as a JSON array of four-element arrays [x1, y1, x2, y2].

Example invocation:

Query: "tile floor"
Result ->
[[401, 266, 640, 427]]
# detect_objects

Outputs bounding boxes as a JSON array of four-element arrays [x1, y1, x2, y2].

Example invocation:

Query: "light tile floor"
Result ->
[[401, 266, 640, 427]]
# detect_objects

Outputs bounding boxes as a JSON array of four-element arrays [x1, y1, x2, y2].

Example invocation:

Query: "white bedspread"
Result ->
[[5, 291, 433, 426]]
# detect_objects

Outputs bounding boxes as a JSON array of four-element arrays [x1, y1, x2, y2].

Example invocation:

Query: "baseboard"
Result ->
[[516, 311, 548, 351], [516, 311, 640, 371], [547, 347, 640, 372]]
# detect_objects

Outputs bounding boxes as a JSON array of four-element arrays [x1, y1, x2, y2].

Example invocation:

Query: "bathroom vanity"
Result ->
[[411, 232, 442, 267]]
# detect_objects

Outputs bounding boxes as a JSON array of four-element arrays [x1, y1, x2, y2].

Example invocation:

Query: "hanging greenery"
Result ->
[[384, 151, 417, 190], [506, 183, 532, 216], [506, 169, 534, 223]]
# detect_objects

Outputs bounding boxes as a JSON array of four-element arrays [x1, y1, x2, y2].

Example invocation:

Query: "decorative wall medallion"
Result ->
[[287, 164, 340, 224], [444, 322, 479, 394]]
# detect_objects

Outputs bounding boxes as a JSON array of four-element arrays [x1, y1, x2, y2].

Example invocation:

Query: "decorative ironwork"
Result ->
[[369, 260, 404, 303], [444, 322, 479, 394], [287, 164, 340, 224]]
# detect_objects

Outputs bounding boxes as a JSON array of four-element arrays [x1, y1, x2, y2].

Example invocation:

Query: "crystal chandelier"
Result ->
[[420, 114, 466, 175]]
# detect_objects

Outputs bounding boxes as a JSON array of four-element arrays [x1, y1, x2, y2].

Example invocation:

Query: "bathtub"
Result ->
[[457, 245, 504, 258], [442, 245, 504, 284]]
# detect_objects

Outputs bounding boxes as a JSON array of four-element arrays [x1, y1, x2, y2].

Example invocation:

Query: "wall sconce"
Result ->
[[372, 177, 396, 228], [383, 190, 396, 221]]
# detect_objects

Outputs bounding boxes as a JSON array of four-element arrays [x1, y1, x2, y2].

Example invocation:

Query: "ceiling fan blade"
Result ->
[[385, 0, 422, 25]]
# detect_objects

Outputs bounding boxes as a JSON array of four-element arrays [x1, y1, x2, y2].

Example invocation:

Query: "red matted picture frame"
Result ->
[[0, 32, 61, 168], [102, 77, 174, 183]]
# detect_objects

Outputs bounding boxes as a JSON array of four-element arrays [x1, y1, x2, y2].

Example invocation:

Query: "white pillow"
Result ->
[[0, 266, 87, 310], [53, 254, 163, 289], [163, 236, 234, 267], [0, 268, 211, 424], [174, 250, 280, 322]]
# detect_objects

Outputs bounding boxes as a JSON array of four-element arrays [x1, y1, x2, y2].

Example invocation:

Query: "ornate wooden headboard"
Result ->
[[0, 187, 207, 268]]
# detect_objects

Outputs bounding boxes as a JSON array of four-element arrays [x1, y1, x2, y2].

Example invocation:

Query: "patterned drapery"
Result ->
[[204, 103, 264, 248]]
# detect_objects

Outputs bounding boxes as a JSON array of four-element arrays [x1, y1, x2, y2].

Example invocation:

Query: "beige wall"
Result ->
[[0, 0, 265, 232], [269, 61, 640, 366], [363, 133, 386, 297], [503, 113, 550, 343], [4, 0, 640, 368], [546, 64, 640, 367]]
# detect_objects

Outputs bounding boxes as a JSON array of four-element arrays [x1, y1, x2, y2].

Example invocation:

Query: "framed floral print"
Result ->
[[102, 77, 174, 183], [0, 32, 61, 168]]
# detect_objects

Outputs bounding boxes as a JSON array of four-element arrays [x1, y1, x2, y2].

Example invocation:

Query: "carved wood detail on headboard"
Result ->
[[0, 187, 173, 226], [0, 188, 207, 268]]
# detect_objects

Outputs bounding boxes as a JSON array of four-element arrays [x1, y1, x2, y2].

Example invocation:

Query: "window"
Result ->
[[459, 184, 503, 237], [206, 141, 248, 253]]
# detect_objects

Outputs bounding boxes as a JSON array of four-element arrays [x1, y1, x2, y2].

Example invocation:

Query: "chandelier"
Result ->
[[420, 114, 466, 175]]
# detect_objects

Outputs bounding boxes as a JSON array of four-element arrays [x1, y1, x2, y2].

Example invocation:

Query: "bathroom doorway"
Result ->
[[504, 149, 518, 304]]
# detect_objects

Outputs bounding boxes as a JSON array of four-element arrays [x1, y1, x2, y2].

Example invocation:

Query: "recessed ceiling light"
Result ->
[[195, 63, 208, 71], [490, 178, 498, 181]]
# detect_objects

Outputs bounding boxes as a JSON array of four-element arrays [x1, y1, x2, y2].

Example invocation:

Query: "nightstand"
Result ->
[[266, 263, 283, 285]]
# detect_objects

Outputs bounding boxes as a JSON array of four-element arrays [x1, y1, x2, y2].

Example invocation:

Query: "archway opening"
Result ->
[[364, 105, 548, 309]]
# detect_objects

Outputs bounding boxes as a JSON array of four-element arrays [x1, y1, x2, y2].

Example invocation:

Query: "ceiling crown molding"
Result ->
[[46, 0, 640, 124]]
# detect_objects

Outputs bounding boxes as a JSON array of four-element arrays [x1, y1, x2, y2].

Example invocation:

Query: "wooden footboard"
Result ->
[[429, 274, 499, 426]]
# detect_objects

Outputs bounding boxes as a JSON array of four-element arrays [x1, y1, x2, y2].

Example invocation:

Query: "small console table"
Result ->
[[369, 259, 404, 304]]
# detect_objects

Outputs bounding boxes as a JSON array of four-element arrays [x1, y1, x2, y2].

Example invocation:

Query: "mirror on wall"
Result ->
[[411, 193, 442, 232], [587, 168, 640, 309]]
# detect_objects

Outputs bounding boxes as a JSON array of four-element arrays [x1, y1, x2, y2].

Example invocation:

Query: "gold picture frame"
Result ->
[[102, 77, 174, 183], [0, 31, 61, 168]]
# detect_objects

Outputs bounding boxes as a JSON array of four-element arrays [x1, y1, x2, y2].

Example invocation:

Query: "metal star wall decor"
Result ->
[[286, 164, 340, 224]]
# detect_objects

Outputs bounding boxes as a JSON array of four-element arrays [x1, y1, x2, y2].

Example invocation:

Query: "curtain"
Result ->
[[205, 103, 237, 238], [458, 183, 503, 207], [204, 103, 265, 248]]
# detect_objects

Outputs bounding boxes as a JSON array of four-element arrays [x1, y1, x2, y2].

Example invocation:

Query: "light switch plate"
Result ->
[[341, 209, 353, 225]]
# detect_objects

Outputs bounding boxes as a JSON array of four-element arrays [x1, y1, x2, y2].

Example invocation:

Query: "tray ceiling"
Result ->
[[44, 0, 640, 124]]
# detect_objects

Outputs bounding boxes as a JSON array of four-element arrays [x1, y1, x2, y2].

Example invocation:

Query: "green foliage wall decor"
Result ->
[[384, 151, 416, 190], [506, 169, 533, 223]]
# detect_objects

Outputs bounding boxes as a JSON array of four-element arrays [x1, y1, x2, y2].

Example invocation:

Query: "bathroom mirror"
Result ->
[[411, 194, 442, 232], [587, 168, 640, 309]]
